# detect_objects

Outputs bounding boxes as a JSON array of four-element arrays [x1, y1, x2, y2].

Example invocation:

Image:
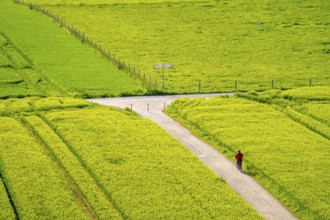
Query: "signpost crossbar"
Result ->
[[153, 64, 172, 89]]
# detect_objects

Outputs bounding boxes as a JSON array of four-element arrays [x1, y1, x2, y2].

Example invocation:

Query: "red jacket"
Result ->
[[235, 152, 243, 161]]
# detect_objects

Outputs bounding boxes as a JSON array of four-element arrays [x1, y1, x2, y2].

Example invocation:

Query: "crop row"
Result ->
[[0, 97, 91, 116], [165, 94, 330, 219], [281, 86, 330, 101]]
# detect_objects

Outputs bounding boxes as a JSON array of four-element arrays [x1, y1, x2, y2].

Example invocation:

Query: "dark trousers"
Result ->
[[236, 160, 242, 170]]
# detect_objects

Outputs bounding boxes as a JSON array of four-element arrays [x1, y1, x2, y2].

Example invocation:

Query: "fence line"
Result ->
[[13, 0, 159, 91]]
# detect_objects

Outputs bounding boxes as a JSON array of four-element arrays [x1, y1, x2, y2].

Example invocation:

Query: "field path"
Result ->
[[88, 94, 298, 220]]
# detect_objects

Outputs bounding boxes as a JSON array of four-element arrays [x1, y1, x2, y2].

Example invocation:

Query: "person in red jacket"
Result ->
[[235, 150, 243, 171]]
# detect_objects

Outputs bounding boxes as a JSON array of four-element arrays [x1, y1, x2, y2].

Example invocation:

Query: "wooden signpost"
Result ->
[[154, 64, 172, 89]]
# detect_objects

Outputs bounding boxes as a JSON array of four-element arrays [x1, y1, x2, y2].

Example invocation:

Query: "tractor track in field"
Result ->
[[21, 117, 97, 220], [32, 114, 126, 219], [0, 171, 20, 220], [88, 93, 298, 220]]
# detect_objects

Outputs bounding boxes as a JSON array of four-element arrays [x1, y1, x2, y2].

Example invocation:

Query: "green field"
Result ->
[[0, 0, 146, 98], [24, 0, 330, 93], [165, 87, 330, 219], [0, 97, 262, 219]]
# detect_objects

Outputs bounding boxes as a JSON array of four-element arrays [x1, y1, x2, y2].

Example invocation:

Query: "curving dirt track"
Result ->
[[88, 94, 298, 220]]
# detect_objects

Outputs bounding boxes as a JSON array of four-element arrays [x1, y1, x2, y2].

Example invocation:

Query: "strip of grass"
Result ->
[[0, 117, 90, 219], [28, 0, 330, 93], [165, 95, 330, 219], [0, 0, 146, 97]]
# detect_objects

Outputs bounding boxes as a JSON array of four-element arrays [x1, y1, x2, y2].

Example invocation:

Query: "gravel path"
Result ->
[[88, 94, 298, 220]]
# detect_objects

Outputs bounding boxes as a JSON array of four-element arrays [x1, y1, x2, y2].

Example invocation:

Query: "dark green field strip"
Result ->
[[0, 69, 22, 84], [0, 173, 17, 220], [23, 114, 123, 219], [0, 116, 91, 219], [0, 0, 146, 98], [0, 32, 56, 98]]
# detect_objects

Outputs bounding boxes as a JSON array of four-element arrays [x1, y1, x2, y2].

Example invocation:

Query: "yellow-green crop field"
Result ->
[[165, 86, 330, 219], [1, 0, 330, 218], [0, 97, 262, 219], [24, 0, 330, 93]]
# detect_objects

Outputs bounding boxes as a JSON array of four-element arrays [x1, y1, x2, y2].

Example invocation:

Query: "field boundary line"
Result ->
[[34, 112, 128, 219], [19, 115, 97, 220], [0, 171, 20, 220]]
